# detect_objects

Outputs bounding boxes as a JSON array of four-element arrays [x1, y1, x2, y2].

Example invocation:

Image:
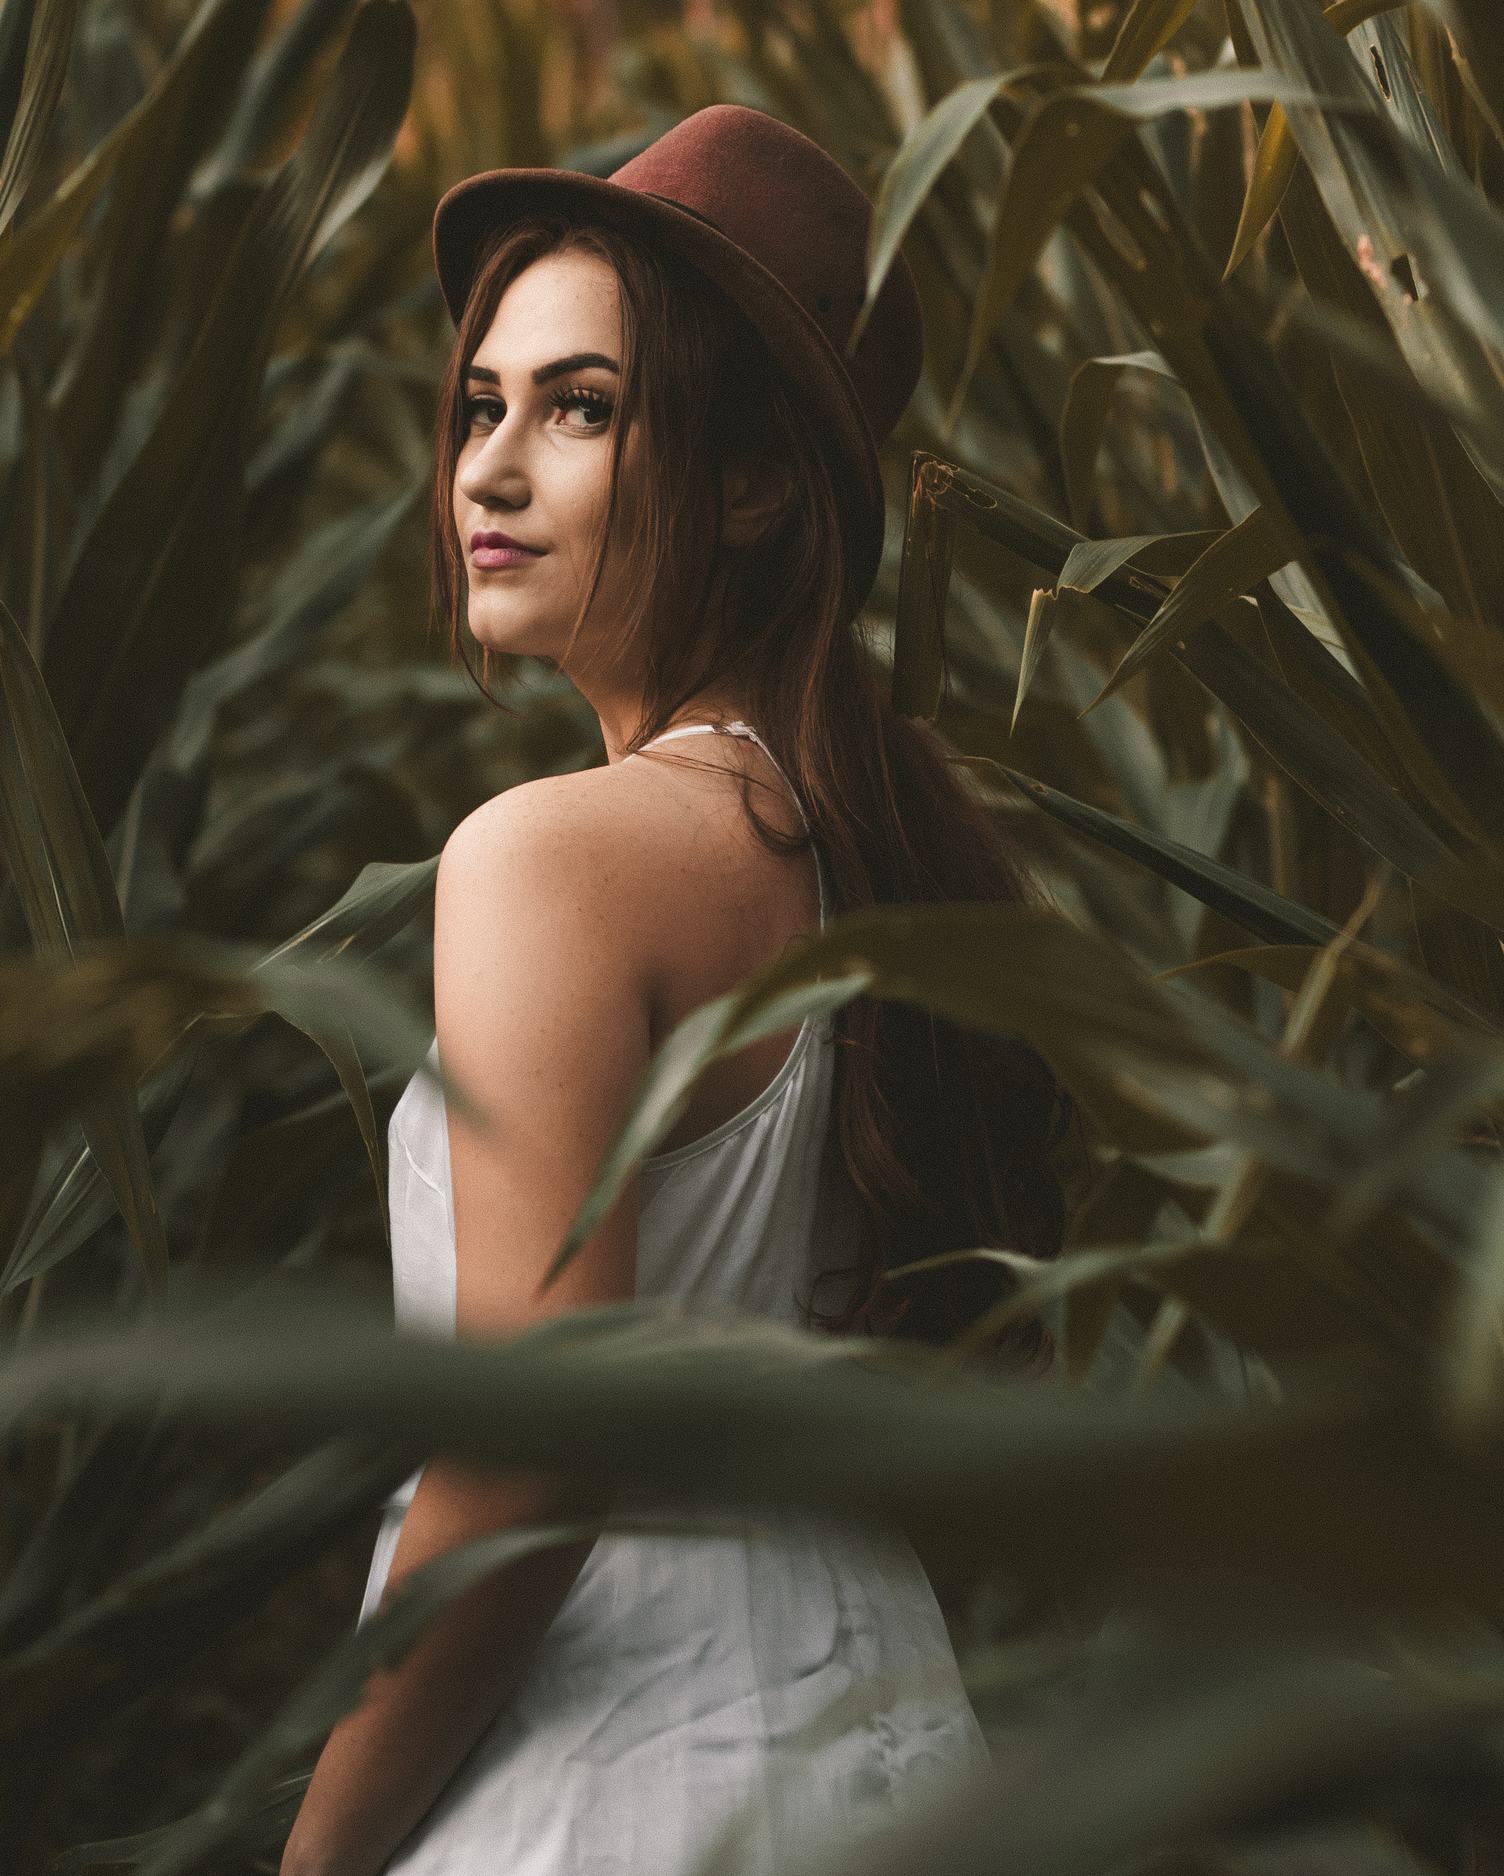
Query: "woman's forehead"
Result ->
[[472, 248, 622, 363]]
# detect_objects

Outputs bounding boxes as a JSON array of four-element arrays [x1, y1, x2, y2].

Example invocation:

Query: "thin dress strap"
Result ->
[[629, 720, 825, 926]]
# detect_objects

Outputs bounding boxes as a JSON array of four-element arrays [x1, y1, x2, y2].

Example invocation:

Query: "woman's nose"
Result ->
[[458, 413, 528, 504]]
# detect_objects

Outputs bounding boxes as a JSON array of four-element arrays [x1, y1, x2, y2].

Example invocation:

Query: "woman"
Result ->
[[282, 103, 1076, 1876]]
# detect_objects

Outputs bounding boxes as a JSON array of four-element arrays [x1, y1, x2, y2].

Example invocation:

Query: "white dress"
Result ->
[[357, 722, 993, 1874]]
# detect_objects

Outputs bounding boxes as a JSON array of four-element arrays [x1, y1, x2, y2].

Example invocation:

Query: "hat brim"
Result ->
[[431, 168, 885, 606]]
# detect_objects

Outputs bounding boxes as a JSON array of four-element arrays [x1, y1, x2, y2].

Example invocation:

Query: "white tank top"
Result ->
[[382, 720, 866, 1504], [361, 726, 992, 1870]]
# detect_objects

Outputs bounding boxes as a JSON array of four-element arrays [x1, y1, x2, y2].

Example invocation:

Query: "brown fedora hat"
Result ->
[[431, 103, 924, 611]]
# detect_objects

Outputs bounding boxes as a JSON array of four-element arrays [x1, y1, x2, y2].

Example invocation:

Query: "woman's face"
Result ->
[[453, 246, 635, 669]]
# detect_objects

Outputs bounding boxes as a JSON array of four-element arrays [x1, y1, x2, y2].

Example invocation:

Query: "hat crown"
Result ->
[[609, 105, 921, 448]]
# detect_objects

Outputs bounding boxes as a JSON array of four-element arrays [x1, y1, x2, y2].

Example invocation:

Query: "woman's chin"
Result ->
[[468, 615, 545, 657]]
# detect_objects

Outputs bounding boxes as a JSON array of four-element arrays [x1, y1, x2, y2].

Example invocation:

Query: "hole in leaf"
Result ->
[[1369, 45, 1392, 100], [1390, 252, 1418, 300]]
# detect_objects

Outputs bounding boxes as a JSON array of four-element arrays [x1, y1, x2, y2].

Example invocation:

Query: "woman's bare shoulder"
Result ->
[[439, 761, 687, 943], [449, 758, 682, 861]]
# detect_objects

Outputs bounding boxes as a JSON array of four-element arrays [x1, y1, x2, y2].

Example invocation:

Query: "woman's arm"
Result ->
[[282, 776, 655, 1876], [280, 1465, 606, 1876]]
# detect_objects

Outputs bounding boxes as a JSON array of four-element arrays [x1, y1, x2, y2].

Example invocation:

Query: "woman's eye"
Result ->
[[548, 384, 614, 431], [461, 388, 613, 433], [463, 396, 504, 429]]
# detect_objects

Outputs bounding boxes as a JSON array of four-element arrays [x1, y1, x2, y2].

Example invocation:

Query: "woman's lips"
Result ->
[[472, 545, 544, 569]]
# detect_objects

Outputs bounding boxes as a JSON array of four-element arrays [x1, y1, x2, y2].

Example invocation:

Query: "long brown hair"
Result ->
[[429, 213, 1082, 1371]]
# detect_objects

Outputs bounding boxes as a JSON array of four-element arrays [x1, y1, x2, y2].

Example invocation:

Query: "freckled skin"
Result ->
[[453, 249, 640, 702]]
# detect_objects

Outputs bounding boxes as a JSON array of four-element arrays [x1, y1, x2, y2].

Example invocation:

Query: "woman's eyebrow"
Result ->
[[465, 352, 620, 387]]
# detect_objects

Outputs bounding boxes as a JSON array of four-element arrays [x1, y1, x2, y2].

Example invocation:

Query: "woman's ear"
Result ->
[[720, 450, 794, 548]]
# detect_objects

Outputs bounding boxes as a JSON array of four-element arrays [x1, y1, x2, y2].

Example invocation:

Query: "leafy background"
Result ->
[[7, 0, 1504, 1872]]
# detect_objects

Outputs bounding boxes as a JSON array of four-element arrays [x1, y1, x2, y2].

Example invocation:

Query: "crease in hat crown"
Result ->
[[432, 104, 926, 611]]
